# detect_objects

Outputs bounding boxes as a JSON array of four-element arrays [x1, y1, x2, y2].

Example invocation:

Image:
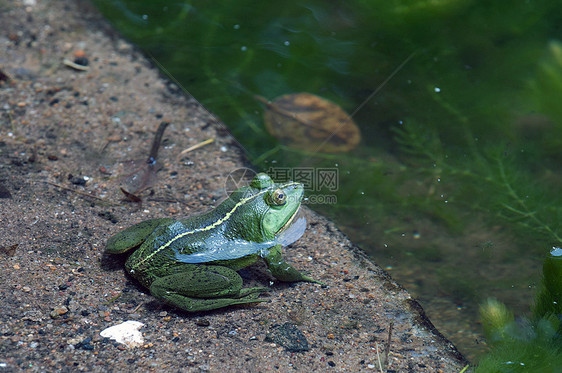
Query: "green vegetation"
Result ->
[[476, 249, 562, 372]]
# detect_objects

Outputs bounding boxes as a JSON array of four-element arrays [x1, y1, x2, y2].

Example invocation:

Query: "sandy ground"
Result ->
[[0, 1, 468, 371]]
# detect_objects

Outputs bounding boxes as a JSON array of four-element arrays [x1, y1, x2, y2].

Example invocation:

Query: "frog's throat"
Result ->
[[130, 181, 301, 272], [276, 207, 300, 236]]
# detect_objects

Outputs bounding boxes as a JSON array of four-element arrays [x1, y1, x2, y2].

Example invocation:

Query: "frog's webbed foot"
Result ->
[[149, 265, 269, 312], [262, 245, 324, 285], [154, 289, 268, 312]]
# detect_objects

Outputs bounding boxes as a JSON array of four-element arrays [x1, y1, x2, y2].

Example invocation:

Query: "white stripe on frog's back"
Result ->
[[130, 182, 299, 271]]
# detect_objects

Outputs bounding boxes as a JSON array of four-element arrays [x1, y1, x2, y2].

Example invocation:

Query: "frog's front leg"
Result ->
[[262, 245, 323, 284], [149, 264, 269, 312]]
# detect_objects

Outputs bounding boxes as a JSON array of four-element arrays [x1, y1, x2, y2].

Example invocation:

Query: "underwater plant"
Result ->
[[476, 248, 562, 372]]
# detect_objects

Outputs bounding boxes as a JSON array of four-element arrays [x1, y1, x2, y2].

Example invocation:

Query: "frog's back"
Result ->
[[125, 206, 239, 273], [125, 188, 270, 280]]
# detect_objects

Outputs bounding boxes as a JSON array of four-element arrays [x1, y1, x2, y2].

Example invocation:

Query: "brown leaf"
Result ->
[[258, 93, 361, 153], [120, 187, 142, 203], [120, 121, 169, 194]]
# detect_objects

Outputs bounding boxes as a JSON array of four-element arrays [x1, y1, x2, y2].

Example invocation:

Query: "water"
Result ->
[[93, 0, 562, 361]]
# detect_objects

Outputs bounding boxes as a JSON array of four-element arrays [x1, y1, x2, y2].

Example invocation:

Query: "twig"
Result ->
[[45, 181, 119, 205], [103, 292, 122, 305], [375, 342, 384, 373], [131, 303, 144, 314], [146, 197, 190, 205], [177, 138, 215, 159], [384, 322, 393, 366], [311, 52, 416, 154], [62, 58, 89, 71], [146, 121, 170, 165]]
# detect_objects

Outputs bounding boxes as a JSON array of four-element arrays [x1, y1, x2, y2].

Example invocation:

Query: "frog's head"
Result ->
[[254, 174, 303, 237], [229, 173, 304, 240]]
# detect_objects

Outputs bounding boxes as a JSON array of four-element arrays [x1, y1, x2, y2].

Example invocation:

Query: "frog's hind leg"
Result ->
[[106, 218, 175, 254], [149, 265, 269, 312]]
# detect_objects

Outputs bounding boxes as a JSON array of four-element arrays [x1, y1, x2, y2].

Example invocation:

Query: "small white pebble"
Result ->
[[100, 320, 145, 347]]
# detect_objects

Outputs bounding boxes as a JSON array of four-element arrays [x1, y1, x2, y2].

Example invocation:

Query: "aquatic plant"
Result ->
[[476, 248, 562, 372], [392, 117, 562, 247]]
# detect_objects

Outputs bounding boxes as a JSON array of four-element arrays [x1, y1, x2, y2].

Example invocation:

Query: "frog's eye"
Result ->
[[269, 189, 287, 206]]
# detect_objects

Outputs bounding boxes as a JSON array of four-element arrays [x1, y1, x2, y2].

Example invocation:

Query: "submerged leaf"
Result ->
[[120, 187, 142, 203], [258, 93, 361, 153]]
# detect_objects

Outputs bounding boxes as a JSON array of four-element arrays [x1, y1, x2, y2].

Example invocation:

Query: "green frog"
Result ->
[[105, 173, 321, 312]]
